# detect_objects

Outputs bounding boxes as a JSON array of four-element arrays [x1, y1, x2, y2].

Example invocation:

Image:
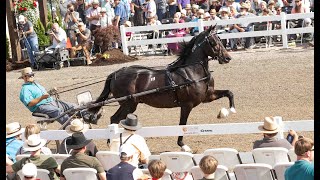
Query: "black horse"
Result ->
[[89, 25, 236, 151]]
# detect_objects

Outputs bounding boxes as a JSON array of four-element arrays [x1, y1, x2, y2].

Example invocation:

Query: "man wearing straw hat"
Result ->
[[19, 67, 75, 127], [6, 134, 60, 180], [253, 117, 293, 150], [60, 132, 106, 180], [6, 122, 25, 163], [109, 114, 151, 168], [58, 118, 98, 156]]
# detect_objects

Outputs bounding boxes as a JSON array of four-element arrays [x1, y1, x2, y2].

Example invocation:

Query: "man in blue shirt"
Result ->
[[19, 67, 75, 126], [114, 0, 129, 27], [285, 137, 314, 180], [6, 122, 25, 163]]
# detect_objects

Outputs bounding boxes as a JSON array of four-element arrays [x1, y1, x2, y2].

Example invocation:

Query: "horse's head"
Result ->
[[196, 25, 232, 64]]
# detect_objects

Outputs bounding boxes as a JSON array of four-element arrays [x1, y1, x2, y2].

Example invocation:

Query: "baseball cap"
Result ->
[[119, 144, 135, 159]]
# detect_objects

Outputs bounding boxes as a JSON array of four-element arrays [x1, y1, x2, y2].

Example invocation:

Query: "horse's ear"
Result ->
[[209, 24, 217, 34]]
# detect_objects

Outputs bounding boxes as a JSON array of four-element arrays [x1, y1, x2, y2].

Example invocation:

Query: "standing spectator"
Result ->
[[86, 0, 101, 34], [65, 3, 80, 46], [107, 144, 144, 180], [19, 67, 75, 125], [209, 0, 222, 12], [70, 22, 93, 65], [99, 7, 109, 27], [114, 0, 129, 27], [168, 0, 178, 18], [60, 132, 106, 180], [21, 163, 38, 180], [284, 137, 314, 180], [131, 0, 146, 26], [6, 134, 60, 180], [177, 0, 191, 12], [18, 15, 39, 69], [199, 155, 218, 180], [144, 0, 157, 19], [6, 122, 25, 163], [102, 0, 116, 26], [109, 114, 151, 168], [253, 117, 293, 149], [156, 0, 167, 21], [45, 23, 68, 53], [148, 160, 167, 180], [58, 118, 98, 156], [77, 0, 87, 24]]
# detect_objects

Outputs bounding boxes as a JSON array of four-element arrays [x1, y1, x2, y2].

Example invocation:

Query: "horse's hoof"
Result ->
[[230, 107, 237, 114], [217, 108, 229, 119], [181, 145, 192, 152]]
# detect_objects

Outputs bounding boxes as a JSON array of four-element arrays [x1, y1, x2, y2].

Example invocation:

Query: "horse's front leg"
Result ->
[[205, 89, 236, 117], [178, 105, 193, 152]]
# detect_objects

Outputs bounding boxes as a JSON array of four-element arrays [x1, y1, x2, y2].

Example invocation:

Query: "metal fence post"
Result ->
[[120, 25, 129, 55], [198, 19, 204, 33], [280, 12, 288, 48]]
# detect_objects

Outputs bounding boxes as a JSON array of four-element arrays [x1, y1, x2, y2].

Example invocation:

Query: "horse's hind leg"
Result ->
[[110, 101, 138, 124], [206, 90, 236, 114]]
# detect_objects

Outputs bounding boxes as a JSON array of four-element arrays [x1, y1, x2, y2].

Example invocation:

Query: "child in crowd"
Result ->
[[148, 160, 167, 180], [100, 8, 108, 28], [199, 155, 218, 180]]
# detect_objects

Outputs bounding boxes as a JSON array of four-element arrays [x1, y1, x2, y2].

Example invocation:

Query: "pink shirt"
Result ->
[[291, 5, 310, 14]]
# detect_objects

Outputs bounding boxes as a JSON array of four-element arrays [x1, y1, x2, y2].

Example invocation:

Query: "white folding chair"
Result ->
[[233, 163, 274, 180], [141, 168, 173, 180], [287, 148, 296, 162], [203, 148, 242, 170], [15, 154, 31, 162], [17, 169, 51, 180], [160, 152, 196, 172], [193, 154, 204, 165], [252, 147, 289, 166], [190, 165, 230, 180], [273, 162, 294, 180], [51, 154, 70, 165], [63, 168, 98, 180], [149, 154, 161, 161], [95, 151, 121, 171]]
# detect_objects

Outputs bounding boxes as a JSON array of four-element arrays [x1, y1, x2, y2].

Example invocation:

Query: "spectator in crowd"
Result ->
[[250, 0, 262, 12], [19, 67, 75, 126], [204, 12, 212, 21], [191, 4, 200, 16], [103, 0, 115, 26], [77, 0, 87, 24], [181, 9, 192, 22], [199, 155, 218, 180], [86, 0, 101, 33], [58, 118, 98, 156], [59, 0, 71, 22], [216, 7, 230, 48], [229, 6, 239, 18], [267, 0, 276, 14], [16, 123, 52, 155], [21, 163, 38, 180], [177, 0, 191, 12], [284, 137, 314, 180], [85, 0, 94, 12], [273, 0, 284, 7], [148, 160, 167, 180], [253, 116, 293, 149], [131, 0, 146, 26], [257, 1, 267, 15], [18, 15, 39, 69], [168, 0, 178, 18], [60, 132, 106, 180], [255, 8, 273, 45], [45, 23, 67, 53], [113, 0, 129, 27], [222, 0, 241, 12], [156, 0, 167, 21], [245, 0, 256, 14], [209, 0, 222, 12], [288, 0, 311, 40], [144, 0, 157, 20], [188, 9, 205, 35], [185, 3, 193, 18], [107, 144, 144, 180], [292, 0, 310, 11], [99, 7, 108, 27], [209, 8, 221, 20], [6, 122, 25, 163], [199, 0, 210, 11], [70, 22, 93, 65], [6, 134, 60, 180], [109, 114, 151, 168], [65, 3, 80, 47]]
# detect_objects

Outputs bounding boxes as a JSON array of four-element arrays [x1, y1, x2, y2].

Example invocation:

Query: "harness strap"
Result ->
[[120, 133, 134, 146]]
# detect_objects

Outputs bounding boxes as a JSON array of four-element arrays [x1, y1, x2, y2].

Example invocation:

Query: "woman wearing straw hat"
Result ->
[[58, 118, 98, 156], [6, 122, 25, 163], [6, 134, 60, 180]]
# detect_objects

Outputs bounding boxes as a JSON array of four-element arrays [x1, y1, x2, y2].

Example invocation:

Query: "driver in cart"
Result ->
[[19, 67, 75, 128]]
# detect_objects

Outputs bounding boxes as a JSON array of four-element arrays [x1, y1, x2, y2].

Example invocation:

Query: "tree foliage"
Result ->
[[33, 19, 50, 47]]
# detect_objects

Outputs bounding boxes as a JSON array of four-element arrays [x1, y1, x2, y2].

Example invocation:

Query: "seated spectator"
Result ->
[[216, 7, 231, 48], [209, 9, 221, 20], [250, 0, 262, 13], [185, 4, 193, 18], [229, 6, 239, 18], [204, 12, 212, 21], [21, 163, 38, 180], [209, 0, 222, 13], [222, 0, 241, 12], [255, 8, 273, 45], [45, 23, 67, 53], [6, 134, 60, 180], [107, 144, 144, 180], [284, 137, 314, 180], [245, 0, 257, 14], [267, 0, 277, 14], [109, 114, 151, 168], [58, 118, 98, 156], [70, 22, 93, 65], [181, 9, 192, 22], [16, 123, 52, 155], [273, 0, 284, 8], [148, 160, 167, 180], [189, 9, 205, 36], [199, 155, 218, 180], [60, 132, 106, 180], [65, 3, 80, 46], [253, 116, 293, 150], [229, 3, 256, 50], [191, 4, 200, 18], [6, 122, 25, 162], [147, 16, 162, 50], [257, 1, 267, 15]]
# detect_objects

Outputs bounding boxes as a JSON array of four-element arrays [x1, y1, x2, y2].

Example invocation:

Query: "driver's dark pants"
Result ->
[[33, 100, 76, 127]]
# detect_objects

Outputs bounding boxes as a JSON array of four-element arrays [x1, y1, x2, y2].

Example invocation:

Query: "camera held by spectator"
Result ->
[[44, 29, 53, 36], [74, 28, 80, 34]]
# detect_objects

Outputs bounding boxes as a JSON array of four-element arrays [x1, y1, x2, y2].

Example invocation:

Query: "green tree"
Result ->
[[33, 19, 50, 47]]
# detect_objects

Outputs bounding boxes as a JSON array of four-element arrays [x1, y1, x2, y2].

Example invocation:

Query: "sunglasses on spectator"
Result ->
[[24, 74, 34, 78], [24, 176, 35, 179]]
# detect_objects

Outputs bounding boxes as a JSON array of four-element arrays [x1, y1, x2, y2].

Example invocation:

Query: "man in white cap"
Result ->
[[86, 0, 101, 32], [45, 23, 67, 53], [21, 163, 38, 180], [109, 113, 151, 168], [19, 67, 75, 126], [107, 144, 144, 180], [17, 15, 39, 69], [6, 122, 25, 162], [6, 134, 60, 179], [253, 117, 293, 149]]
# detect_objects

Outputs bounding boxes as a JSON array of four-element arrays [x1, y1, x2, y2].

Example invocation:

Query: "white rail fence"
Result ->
[[40, 117, 314, 141], [120, 12, 314, 55]]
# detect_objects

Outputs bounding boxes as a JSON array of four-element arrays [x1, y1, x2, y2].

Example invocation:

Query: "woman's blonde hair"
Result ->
[[199, 155, 218, 174], [24, 124, 41, 139]]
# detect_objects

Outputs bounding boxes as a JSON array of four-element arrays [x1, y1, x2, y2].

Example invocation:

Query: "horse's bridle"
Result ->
[[191, 32, 222, 61]]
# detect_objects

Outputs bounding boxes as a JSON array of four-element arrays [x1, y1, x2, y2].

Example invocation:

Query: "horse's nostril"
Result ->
[[225, 57, 231, 61]]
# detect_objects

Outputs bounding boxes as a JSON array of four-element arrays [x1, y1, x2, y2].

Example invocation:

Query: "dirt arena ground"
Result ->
[[6, 46, 314, 154]]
